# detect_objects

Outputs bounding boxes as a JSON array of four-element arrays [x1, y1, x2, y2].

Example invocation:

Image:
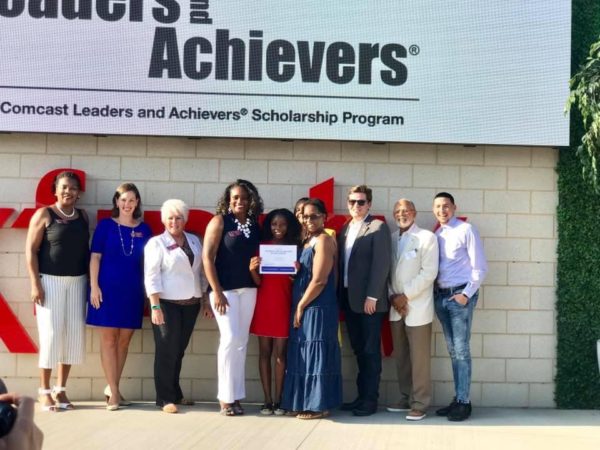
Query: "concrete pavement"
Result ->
[[33, 402, 600, 450]]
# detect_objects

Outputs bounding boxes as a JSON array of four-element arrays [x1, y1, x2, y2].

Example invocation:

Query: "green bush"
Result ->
[[555, 0, 600, 408]]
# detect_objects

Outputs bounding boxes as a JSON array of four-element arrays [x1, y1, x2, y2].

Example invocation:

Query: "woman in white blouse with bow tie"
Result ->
[[144, 199, 211, 414]]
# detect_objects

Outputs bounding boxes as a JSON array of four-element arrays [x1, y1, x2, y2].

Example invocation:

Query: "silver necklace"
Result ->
[[234, 217, 252, 238], [117, 223, 135, 256], [56, 204, 75, 218]]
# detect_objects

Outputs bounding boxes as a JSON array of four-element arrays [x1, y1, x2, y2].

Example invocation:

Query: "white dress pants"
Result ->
[[36, 274, 87, 369], [210, 287, 257, 403]]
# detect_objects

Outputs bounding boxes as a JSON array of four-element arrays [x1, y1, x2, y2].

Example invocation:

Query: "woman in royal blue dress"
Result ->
[[87, 183, 152, 410], [282, 198, 342, 419]]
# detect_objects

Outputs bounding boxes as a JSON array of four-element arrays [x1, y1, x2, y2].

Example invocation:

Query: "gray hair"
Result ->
[[160, 199, 189, 223], [393, 198, 416, 211]]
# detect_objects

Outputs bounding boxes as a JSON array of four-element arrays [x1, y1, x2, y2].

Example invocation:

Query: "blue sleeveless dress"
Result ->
[[281, 238, 342, 412], [86, 218, 152, 329]]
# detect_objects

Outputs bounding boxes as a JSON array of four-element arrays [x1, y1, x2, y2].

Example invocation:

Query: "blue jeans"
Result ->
[[434, 289, 478, 403]]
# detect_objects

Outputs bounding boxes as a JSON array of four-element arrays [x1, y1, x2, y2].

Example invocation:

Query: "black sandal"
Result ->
[[232, 401, 244, 415]]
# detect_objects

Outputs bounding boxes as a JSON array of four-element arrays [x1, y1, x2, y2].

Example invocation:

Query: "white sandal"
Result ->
[[52, 386, 74, 410], [38, 388, 58, 412]]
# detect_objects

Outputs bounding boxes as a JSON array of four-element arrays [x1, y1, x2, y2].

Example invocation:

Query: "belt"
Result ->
[[161, 297, 201, 306], [435, 283, 467, 296]]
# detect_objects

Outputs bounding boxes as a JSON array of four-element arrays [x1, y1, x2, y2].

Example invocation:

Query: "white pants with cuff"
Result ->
[[210, 287, 257, 403]]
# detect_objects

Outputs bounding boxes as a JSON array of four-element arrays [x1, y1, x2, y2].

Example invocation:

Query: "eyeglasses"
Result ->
[[348, 199, 367, 206], [304, 214, 323, 222]]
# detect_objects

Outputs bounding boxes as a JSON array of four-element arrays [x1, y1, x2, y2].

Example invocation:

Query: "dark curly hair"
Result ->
[[261, 208, 302, 246], [215, 179, 264, 217]]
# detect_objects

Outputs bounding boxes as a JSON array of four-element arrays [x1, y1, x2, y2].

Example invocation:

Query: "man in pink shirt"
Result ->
[[432, 192, 487, 422]]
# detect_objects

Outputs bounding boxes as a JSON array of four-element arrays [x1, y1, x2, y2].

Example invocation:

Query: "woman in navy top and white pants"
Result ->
[[203, 179, 263, 416]]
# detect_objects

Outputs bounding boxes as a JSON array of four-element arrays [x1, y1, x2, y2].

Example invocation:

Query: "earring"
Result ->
[[228, 207, 232, 214]]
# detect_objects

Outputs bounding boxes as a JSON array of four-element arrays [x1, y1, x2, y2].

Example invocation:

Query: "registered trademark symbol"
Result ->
[[240, 108, 248, 115], [409, 45, 420, 56]]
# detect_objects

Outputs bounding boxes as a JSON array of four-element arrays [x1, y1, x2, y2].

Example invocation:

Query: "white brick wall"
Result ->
[[0, 135, 558, 407]]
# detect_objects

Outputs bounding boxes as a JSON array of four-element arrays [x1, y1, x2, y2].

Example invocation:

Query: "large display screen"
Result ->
[[0, 1, 571, 145]]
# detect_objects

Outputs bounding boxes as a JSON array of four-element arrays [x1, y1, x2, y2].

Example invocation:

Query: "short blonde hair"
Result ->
[[160, 199, 189, 223]]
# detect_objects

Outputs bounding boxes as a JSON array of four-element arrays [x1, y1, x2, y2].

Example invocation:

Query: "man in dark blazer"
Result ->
[[338, 185, 391, 416]]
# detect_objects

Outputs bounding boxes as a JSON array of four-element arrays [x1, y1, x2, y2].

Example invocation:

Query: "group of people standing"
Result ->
[[338, 189, 487, 423], [25, 171, 486, 423]]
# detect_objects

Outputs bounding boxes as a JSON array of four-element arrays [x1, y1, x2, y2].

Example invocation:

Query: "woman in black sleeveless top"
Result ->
[[25, 171, 90, 412], [203, 179, 263, 416]]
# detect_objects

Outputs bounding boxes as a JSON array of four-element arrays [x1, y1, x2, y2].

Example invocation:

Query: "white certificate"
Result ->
[[259, 245, 297, 275]]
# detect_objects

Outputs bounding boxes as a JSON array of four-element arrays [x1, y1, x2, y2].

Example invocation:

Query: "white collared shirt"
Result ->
[[343, 219, 364, 287], [436, 217, 487, 298], [396, 222, 416, 262]]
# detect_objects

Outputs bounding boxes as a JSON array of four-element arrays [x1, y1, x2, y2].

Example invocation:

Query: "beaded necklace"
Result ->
[[117, 223, 135, 256], [56, 204, 75, 218], [234, 216, 252, 238]]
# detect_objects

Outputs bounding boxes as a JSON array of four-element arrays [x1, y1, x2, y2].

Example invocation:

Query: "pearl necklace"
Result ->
[[56, 204, 75, 218], [117, 223, 135, 256], [234, 217, 252, 238]]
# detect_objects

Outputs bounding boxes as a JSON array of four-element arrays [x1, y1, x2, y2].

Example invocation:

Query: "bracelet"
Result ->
[[151, 305, 161, 310]]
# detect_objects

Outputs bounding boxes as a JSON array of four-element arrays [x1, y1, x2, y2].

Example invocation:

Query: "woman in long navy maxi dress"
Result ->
[[281, 198, 342, 419]]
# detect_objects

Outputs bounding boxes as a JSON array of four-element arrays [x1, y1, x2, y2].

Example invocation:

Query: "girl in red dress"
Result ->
[[249, 208, 302, 415]]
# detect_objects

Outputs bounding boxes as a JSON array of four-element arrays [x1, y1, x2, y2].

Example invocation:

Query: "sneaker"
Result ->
[[447, 402, 471, 422], [406, 409, 427, 421], [260, 403, 273, 415], [436, 399, 457, 416], [273, 403, 286, 416], [386, 403, 411, 413]]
